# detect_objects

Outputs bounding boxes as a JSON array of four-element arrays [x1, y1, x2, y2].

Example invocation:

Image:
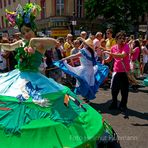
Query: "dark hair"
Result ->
[[19, 23, 31, 31], [133, 39, 141, 62], [20, 23, 37, 36], [87, 46, 95, 59], [106, 28, 113, 34], [57, 37, 65, 43], [133, 40, 140, 49], [115, 31, 126, 40]]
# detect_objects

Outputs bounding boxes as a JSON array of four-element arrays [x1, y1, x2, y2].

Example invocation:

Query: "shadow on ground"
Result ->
[[90, 100, 148, 121], [97, 141, 121, 148], [131, 123, 148, 126]]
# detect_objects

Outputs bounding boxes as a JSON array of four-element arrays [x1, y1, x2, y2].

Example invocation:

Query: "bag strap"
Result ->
[[121, 59, 127, 72]]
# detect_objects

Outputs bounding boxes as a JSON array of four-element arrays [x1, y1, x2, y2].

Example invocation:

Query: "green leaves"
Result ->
[[84, 0, 147, 32]]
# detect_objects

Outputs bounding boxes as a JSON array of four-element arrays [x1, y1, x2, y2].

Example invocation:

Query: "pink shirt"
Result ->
[[111, 44, 130, 72], [131, 47, 140, 61]]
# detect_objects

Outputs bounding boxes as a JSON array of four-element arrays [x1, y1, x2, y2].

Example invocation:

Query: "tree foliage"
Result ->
[[84, 0, 148, 33]]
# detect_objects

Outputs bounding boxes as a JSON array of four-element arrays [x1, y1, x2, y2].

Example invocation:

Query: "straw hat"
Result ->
[[77, 37, 94, 50], [14, 32, 21, 36]]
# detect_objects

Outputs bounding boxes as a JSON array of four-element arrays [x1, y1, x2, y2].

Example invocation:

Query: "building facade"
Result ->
[[0, 0, 147, 38], [0, 0, 86, 37], [34, 0, 86, 37]]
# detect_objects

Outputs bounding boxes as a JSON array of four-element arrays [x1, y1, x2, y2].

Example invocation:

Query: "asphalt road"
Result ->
[[90, 79, 148, 148]]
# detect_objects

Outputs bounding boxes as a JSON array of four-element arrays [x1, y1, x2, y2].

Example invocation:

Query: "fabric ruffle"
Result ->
[[54, 61, 109, 100]]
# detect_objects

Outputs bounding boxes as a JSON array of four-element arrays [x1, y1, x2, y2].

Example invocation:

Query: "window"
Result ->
[[8, 0, 11, 5], [0, 0, 2, 8], [56, 0, 64, 16], [1, 16, 4, 28], [77, 0, 83, 18], [4, 0, 7, 7], [40, 0, 46, 19]]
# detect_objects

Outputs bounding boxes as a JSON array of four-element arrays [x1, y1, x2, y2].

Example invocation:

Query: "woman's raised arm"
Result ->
[[29, 38, 58, 54], [1, 40, 22, 51]]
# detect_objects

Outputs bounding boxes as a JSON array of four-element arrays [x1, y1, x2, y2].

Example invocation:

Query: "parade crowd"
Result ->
[[0, 3, 148, 147], [1, 29, 147, 90], [1, 29, 148, 111]]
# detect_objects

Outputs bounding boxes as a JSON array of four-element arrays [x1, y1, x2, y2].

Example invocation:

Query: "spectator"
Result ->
[[64, 34, 74, 57], [12, 32, 21, 42], [130, 39, 141, 79], [93, 32, 103, 62], [1, 35, 17, 72], [100, 38, 107, 63], [105, 29, 116, 51], [80, 31, 87, 39], [44, 48, 54, 77], [105, 28, 116, 74], [70, 39, 81, 87], [141, 40, 148, 76], [104, 31, 130, 112], [57, 37, 65, 57], [70, 39, 81, 66], [128, 35, 135, 51]]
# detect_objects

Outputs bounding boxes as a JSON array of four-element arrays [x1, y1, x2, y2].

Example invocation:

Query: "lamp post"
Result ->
[[146, 21, 148, 40], [70, 0, 76, 36], [72, 11, 77, 36]]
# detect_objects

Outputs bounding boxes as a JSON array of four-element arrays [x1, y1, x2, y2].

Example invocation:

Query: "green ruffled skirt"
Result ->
[[0, 70, 104, 148]]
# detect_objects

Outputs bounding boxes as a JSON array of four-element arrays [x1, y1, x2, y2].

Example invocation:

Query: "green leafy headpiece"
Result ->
[[5, 3, 41, 32]]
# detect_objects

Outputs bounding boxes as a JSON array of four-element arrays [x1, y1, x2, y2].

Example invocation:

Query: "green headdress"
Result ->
[[6, 3, 41, 32]]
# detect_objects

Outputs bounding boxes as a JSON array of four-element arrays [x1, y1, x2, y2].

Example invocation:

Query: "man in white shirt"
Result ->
[[93, 32, 103, 61]]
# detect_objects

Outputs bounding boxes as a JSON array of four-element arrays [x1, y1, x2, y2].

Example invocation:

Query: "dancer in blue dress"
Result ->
[[54, 38, 109, 102]]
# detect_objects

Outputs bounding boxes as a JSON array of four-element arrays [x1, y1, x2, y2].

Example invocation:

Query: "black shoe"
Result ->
[[118, 106, 127, 112], [85, 100, 90, 104], [132, 85, 138, 92], [83, 98, 90, 104], [109, 103, 118, 110]]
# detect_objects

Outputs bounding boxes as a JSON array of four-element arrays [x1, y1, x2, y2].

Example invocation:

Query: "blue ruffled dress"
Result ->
[[54, 48, 109, 100]]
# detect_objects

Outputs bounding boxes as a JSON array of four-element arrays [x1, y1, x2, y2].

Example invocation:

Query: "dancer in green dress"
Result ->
[[0, 3, 116, 148]]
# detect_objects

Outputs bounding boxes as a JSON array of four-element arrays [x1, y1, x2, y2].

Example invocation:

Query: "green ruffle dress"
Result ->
[[0, 44, 105, 148]]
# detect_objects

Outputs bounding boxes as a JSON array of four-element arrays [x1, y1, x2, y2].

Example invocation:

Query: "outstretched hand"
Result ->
[[28, 37, 58, 54], [60, 58, 67, 61], [24, 46, 35, 55], [103, 51, 111, 55]]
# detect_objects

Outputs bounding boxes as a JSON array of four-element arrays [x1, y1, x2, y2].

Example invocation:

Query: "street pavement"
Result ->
[[89, 78, 148, 148]]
